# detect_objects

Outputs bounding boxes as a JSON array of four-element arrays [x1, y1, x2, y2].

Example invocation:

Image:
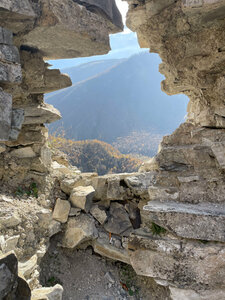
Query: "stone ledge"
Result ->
[[143, 200, 225, 241]]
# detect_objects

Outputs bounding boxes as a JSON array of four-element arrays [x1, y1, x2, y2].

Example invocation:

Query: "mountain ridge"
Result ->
[[46, 52, 188, 147]]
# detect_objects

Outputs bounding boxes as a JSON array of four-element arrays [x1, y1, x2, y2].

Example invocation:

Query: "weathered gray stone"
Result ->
[[107, 177, 127, 200], [52, 199, 70, 223], [60, 173, 97, 195], [143, 200, 225, 242], [9, 108, 24, 140], [69, 186, 95, 213], [48, 220, 61, 238], [0, 0, 35, 17], [0, 27, 13, 45], [93, 233, 130, 264], [31, 284, 63, 300], [62, 214, 98, 248], [0, 88, 12, 141], [93, 173, 134, 200], [125, 172, 156, 198], [0, 44, 20, 63], [69, 207, 81, 217], [129, 232, 225, 289], [76, 0, 123, 29], [104, 202, 133, 236], [148, 186, 179, 201], [0, 61, 22, 83], [90, 204, 107, 224], [23, 103, 61, 125]]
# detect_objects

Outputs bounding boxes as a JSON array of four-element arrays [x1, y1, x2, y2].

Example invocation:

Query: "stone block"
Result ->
[[129, 233, 225, 289], [125, 172, 156, 198], [0, 27, 13, 45], [60, 173, 97, 195], [0, 61, 22, 83], [143, 200, 225, 242], [93, 236, 130, 264], [0, 88, 12, 141], [90, 204, 107, 224], [69, 186, 95, 212], [10, 146, 36, 158], [9, 108, 24, 141], [104, 202, 133, 236], [107, 177, 127, 200], [0, 44, 20, 63], [52, 199, 70, 223], [62, 214, 98, 248]]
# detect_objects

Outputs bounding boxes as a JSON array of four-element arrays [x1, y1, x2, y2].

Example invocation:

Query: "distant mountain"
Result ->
[[46, 52, 188, 145]]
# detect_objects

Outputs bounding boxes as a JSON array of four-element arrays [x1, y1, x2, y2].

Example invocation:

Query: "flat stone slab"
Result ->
[[143, 200, 225, 242], [129, 232, 225, 289], [23, 103, 61, 124]]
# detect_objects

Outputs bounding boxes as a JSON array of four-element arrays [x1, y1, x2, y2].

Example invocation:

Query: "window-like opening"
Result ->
[[45, 0, 188, 175]]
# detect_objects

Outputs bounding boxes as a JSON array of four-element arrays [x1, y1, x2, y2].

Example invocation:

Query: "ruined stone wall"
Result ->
[[123, 0, 225, 298], [0, 0, 123, 192]]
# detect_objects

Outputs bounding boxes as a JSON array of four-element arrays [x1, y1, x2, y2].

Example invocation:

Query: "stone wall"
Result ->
[[0, 0, 123, 191], [123, 0, 225, 298]]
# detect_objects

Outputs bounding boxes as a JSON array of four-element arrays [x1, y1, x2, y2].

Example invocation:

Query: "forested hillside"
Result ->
[[49, 135, 142, 175]]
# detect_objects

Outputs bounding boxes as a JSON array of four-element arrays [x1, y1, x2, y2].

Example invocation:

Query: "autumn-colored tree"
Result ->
[[49, 132, 142, 175]]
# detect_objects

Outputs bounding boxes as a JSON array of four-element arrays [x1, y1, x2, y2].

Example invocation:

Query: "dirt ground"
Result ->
[[40, 236, 171, 300]]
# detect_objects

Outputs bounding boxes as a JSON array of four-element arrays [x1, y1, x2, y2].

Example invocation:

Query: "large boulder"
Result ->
[[52, 199, 71, 224]]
